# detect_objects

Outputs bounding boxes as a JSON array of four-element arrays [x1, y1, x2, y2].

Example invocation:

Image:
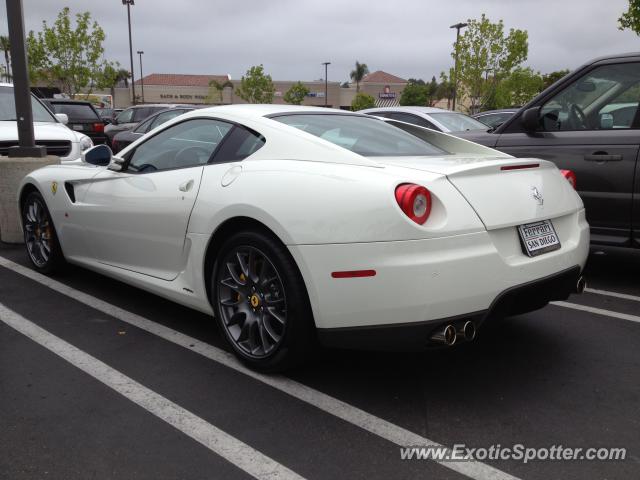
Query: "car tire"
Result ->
[[212, 229, 315, 372], [21, 191, 66, 274]]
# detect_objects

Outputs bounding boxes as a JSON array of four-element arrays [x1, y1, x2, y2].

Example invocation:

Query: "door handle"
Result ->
[[178, 179, 194, 192], [584, 153, 623, 162]]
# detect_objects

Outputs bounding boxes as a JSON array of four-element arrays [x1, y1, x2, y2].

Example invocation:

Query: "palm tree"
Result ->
[[0, 36, 10, 83], [115, 68, 131, 88], [350, 61, 369, 92], [208, 79, 234, 104]]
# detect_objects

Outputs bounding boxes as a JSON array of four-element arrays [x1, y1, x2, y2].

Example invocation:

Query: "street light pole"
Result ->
[[123, 0, 136, 105], [450, 22, 467, 112], [322, 62, 330, 107], [137, 50, 144, 103], [5, 0, 45, 157]]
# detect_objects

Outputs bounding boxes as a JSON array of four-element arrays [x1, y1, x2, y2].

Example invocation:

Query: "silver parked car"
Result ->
[[360, 106, 488, 133]]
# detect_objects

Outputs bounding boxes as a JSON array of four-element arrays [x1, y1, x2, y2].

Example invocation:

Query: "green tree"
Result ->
[[425, 76, 439, 106], [93, 63, 119, 105], [351, 92, 375, 111], [399, 79, 428, 106], [436, 70, 455, 109], [619, 0, 640, 34], [26, 7, 117, 96], [499, 67, 544, 107], [350, 61, 369, 92], [283, 81, 309, 105], [0, 36, 10, 82], [207, 78, 234, 104], [454, 14, 528, 113], [236, 65, 275, 104], [542, 69, 570, 89]]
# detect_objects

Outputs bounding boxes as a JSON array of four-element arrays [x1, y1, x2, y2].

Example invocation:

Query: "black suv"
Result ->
[[455, 52, 640, 249], [43, 99, 107, 145]]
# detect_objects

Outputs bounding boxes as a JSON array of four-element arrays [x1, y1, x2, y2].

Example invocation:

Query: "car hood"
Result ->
[[0, 121, 81, 142]]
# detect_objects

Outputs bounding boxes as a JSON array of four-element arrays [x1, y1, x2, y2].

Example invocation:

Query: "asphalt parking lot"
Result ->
[[1, 242, 639, 480]]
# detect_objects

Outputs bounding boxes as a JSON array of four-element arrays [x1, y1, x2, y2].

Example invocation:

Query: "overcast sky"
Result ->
[[1, 0, 637, 83]]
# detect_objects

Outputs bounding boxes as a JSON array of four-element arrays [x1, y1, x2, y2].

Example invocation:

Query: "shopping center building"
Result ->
[[107, 70, 410, 109]]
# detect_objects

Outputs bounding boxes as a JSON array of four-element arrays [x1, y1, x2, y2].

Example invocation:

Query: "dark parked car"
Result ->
[[96, 107, 123, 124], [454, 52, 640, 249], [104, 104, 190, 146], [111, 107, 196, 153], [43, 99, 107, 145], [472, 109, 518, 129]]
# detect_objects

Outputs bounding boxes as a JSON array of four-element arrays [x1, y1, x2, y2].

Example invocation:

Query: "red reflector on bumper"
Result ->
[[331, 270, 376, 278], [500, 163, 540, 171]]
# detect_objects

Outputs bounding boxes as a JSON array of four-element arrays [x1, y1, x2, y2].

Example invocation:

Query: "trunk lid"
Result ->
[[377, 155, 583, 230]]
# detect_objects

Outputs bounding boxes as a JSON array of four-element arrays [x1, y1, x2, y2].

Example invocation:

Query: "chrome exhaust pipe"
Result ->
[[430, 324, 457, 346], [575, 276, 586, 294], [458, 320, 476, 341]]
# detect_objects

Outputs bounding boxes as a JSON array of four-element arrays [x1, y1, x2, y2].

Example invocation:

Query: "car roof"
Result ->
[[126, 103, 191, 109], [194, 104, 361, 119], [474, 109, 518, 115], [361, 106, 450, 114], [44, 99, 93, 105]]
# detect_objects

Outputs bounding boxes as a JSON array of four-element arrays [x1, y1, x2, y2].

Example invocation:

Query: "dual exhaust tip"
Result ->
[[431, 275, 585, 347], [430, 320, 475, 347]]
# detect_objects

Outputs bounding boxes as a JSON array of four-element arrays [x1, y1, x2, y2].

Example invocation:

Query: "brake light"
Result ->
[[93, 123, 104, 133], [560, 169, 577, 189], [395, 183, 432, 224], [500, 163, 539, 171]]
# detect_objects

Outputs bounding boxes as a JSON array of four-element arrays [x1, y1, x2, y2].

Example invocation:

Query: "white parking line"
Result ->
[[0, 255, 518, 480], [584, 287, 640, 303], [0, 302, 304, 480], [552, 301, 640, 324]]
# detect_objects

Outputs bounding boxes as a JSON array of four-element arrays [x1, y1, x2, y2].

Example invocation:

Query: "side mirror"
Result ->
[[600, 113, 614, 129], [111, 117, 119, 125], [521, 106, 541, 132], [55, 113, 69, 125], [82, 144, 112, 166], [103, 118, 112, 125]]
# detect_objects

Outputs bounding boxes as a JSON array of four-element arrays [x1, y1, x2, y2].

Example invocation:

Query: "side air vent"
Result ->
[[64, 182, 76, 203]]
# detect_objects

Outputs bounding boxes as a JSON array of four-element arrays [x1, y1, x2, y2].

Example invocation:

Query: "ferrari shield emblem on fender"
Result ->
[[51, 181, 58, 195]]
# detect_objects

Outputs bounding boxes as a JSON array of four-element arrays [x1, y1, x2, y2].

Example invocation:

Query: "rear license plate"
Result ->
[[72, 124, 84, 131], [517, 220, 561, 257]]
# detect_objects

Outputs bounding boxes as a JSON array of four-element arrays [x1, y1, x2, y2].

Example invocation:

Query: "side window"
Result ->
[[149, 109, 186, 130], [133, 117, 154, 133], [387, 112, 436, 129], [540, 62, 640, 131], [116, 108, 134, 124], [132, 107, 154, 122], [212, 125, 266, 163], [128, 119, 233, 173]]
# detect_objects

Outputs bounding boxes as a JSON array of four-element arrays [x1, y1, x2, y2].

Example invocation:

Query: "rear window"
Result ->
[[272, 114, 447, 157], [49, 103, 100, 121], [428, 112, 487, 132]]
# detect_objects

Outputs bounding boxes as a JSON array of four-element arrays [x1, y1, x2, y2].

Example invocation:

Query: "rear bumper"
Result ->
[[317, 265, 581, 351], [289, 209, 589, 337]]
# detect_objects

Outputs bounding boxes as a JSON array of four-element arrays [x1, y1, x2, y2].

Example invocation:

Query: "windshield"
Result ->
[[273, 114, 447, 157], [0, 87, 58, 122], [428, 112, 487, 131]]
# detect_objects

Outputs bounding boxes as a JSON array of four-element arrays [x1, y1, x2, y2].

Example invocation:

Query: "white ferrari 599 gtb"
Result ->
[[18, 105, 589, 371]]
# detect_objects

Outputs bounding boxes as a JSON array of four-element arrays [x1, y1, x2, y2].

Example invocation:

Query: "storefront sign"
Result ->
[[379, 85, 396, 99]]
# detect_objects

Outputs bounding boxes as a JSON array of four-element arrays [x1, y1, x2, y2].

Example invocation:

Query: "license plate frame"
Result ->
[[517, 219, 561, 257]]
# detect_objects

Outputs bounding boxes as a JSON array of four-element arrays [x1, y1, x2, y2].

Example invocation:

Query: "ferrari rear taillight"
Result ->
[[93, 123, 104, 133], [560, 169, 577, 189], [395, 183, 432, 225]]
